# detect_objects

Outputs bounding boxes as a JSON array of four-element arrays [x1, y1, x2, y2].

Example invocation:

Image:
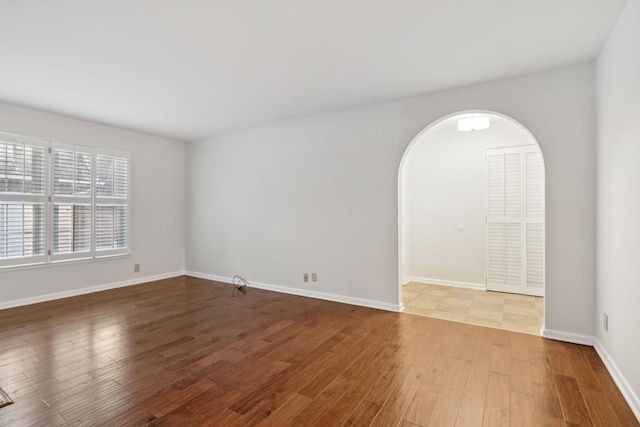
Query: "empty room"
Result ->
[[1, 1, 639, 426]]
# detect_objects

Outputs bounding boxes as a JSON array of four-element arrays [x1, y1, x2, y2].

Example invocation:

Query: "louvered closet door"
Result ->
[[486, 146, 544, 297], [525, 151, 544, 292]]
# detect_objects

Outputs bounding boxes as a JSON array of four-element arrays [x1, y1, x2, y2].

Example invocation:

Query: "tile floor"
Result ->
[[402, 282, 544, 335]]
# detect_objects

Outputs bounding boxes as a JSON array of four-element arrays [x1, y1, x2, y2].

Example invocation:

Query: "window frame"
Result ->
[[0, 132, 130, 269]]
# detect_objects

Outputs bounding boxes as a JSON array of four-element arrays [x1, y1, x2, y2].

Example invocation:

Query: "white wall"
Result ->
[[403, 116, 536, 287], [596, 0, 640, 413], [0, 102, 186, 307], [187, 62, 596, 335]]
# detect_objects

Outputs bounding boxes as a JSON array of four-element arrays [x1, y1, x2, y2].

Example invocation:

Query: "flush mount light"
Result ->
[[457, 116, 491, 132]]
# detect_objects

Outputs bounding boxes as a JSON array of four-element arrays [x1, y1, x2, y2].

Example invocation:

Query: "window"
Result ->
[[0, 133, 130, 268], [95, 153, 129, 253], [52, 144, 93, 260]]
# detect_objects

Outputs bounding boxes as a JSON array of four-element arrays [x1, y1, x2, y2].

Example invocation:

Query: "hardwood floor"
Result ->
[[0, 276, 637, 426]]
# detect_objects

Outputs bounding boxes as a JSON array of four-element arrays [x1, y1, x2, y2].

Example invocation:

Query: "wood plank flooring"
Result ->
[[0, 276, 637, 426]]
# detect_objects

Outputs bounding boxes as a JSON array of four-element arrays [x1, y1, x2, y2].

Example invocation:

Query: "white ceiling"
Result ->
[[0, 0, 628, 142]]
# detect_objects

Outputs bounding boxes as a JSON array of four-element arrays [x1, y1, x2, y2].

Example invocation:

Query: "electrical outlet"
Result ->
[[303, 273, 309, 282], [312, 273, 317, 282], [134, 264, 140, 273], [603, 313, 608, 332]]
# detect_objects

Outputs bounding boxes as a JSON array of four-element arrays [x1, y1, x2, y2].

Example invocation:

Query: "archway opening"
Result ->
[[398, 111, 545, 335]]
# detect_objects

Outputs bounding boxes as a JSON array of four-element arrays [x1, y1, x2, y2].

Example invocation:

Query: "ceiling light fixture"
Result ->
[[457, 115, 491, 132]]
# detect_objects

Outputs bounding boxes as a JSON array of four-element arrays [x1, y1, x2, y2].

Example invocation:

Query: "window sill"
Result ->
[[0, 253, 132, 273]]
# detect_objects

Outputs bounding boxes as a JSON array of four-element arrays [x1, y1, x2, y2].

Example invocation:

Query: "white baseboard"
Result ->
[[0, 270, 186, 311], [185, 271, 403, 313], [594, 338, 640, 422], [540, 328, 595, 346], [404, 276, 485, 291]]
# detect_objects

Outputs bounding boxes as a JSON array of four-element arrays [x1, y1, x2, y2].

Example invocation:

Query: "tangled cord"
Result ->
[[232, 275, 249, 295]]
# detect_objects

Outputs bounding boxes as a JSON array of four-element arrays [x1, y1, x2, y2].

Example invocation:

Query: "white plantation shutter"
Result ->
[[51, 144, 130, 259], [526, 223, 544, 288], [53, 149, 92, 196], [486, 215, 524, 288], [1, 141, 47, 194], [0, 202, 46, 263], [114, 158, 127, 198], [526, 152, 544, 217], [525, 151, 545, 290], [95, 152, 129, 254], [505, 223, 522, 285], [96, 204, 128, 251], [487, 156, 505, 216], [487, 223, 505, 283], [486, 145, 544, 296], [487, 155, 504, 286], [504, 154, 521, 216], [52, 144, 93, 260], [505, 154, 523, 286], [0, 135, 48, 266], [53, 204, 91, 254]]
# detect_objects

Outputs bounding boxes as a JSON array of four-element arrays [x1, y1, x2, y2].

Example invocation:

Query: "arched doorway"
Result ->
[[398, 111, 545, 335]]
